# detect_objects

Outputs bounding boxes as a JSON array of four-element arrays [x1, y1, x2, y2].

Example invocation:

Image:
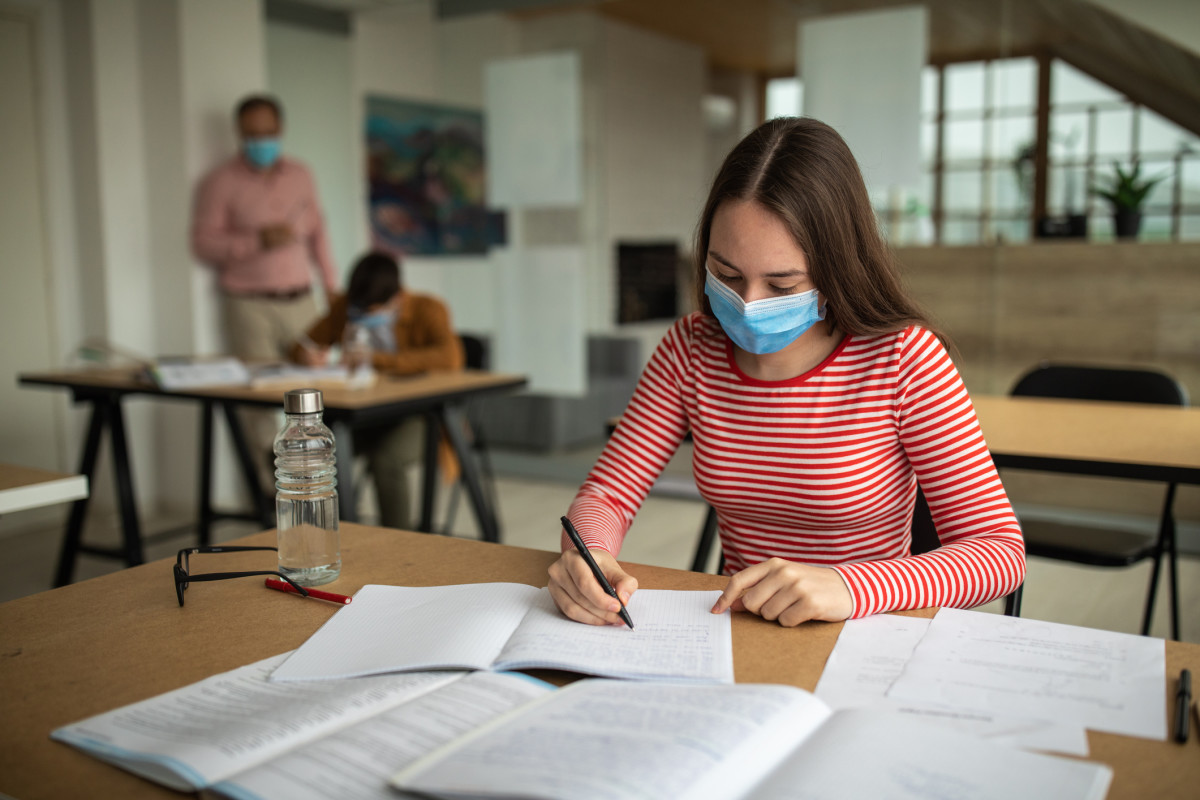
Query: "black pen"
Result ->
[[560, 515, 634, 629], [1175, 668, 1191, 743]]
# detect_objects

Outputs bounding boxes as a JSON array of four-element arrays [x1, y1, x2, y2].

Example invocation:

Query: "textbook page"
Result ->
[[51, 653, 459, 792], [887, 607, 1167, 740], [494, 588, 734, 683], [748, 708, 1112, 800], [271, 583, 542, 681], [213, 671, 552, 800], [815, 614, 1089, 755], [390, 680, 832, 800]]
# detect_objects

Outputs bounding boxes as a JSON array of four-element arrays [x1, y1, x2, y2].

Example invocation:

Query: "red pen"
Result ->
[[265, 577, 353, 605]]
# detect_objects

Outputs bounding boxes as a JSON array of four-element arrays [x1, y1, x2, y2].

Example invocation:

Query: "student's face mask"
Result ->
[[243, 137, 282, 169], [350, 308, 396, 330], [704, 270, 825, 355]]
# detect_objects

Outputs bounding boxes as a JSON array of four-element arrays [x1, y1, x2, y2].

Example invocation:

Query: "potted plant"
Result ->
[[1090, 161, 1165, 239]]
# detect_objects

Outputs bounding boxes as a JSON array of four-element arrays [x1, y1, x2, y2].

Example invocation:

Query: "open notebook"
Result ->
[[51, 653, 552, 798], [391, 679, 1114, 800], [270, 583, 734, 684]]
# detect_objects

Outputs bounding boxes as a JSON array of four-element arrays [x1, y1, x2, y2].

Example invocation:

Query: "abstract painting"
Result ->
[[366, 95, 499, 256]]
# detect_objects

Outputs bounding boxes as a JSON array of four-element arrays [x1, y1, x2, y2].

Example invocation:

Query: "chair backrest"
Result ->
[[1010, 363, 1187, 407], [910, 488, 939, 555], [459, 334, 488, 371]]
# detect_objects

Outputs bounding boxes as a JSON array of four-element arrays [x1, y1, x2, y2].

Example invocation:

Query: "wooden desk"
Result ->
[[0, 464, 88, 515], [18, 368, 526, 584], [974, 394, 1200, 485], [0, 523, 1196, 800]]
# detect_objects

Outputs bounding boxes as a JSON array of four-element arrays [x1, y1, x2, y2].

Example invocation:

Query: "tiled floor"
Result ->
[[2, 443, 1196, 643]]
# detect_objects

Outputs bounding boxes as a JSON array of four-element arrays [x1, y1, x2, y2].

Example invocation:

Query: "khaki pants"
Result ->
[[222, 292, 321, 493], [353, 416, 426, 529]]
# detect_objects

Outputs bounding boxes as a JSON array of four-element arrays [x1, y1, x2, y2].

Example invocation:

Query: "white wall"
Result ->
[[266, 20, 359, 275], [0, 8, 63, 487]]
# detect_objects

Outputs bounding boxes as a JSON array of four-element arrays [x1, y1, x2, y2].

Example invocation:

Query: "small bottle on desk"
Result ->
[[274, 388, 340, 587]]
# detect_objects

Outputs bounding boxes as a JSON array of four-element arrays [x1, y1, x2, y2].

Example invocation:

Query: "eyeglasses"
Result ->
[[174, 546, 309, 607]]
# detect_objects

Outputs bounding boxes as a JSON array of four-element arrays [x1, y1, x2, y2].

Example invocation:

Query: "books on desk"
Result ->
[[52, 654, 1113, 800], [271, 583, 735, 684], [147, 358, 365, 391], [52, 653, 552, 797]]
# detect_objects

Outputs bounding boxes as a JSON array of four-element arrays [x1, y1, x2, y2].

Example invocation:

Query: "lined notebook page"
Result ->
[[495, 589, 734, 683], [271, 583, 542, 681]]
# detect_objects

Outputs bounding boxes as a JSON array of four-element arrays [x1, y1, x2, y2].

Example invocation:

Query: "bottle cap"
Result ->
[[283, 388, 323, 414]]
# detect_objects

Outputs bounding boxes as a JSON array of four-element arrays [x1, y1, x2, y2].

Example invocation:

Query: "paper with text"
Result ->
[[50, 653, 460, 791], [212, 671, 550, 800], [390, 679, 1112, 800], [391, 680, 831, 800], [815, 614, 1089, 755], [495, 588, 733, 682], [271, 584, 733, 683], [748, 709, 1111, 800], [887, 607, 1167, 740]]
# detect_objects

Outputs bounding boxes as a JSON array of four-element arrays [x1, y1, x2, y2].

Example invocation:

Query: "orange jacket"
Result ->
[[291, 292, 464, 375]]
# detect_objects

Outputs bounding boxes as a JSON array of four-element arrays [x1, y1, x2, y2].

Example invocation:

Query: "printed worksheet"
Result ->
[[815, 614, 1089, 755], [886, 608, 1166, 740]]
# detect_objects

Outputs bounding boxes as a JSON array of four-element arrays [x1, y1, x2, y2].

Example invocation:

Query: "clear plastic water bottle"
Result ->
[[274, 388, 340, 586], [343, 322, 373, 377]]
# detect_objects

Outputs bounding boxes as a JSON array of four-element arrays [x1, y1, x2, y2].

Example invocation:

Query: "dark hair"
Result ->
[[347, 251, 402, 308], [235, 94, 283, 125], [694, 117, 937, 340]]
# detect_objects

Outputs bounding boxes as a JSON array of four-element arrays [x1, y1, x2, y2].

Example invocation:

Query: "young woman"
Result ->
[[548, 117, 1025, 627]]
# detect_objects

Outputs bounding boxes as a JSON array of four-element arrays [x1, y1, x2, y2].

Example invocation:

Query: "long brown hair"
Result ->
[[694, 117, 938, 340]]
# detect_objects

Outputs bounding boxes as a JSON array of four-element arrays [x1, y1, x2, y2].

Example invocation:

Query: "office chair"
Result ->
[[1007, 363, 1187, 639], [441, 334, 499, 536], [690, 488, 1023, 616]]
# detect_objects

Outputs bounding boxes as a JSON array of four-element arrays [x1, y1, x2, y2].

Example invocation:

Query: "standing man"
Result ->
[[191, 94, 340, 363]]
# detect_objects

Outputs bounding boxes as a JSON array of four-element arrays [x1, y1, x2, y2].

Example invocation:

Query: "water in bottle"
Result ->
[[274, 388, 341, 586]]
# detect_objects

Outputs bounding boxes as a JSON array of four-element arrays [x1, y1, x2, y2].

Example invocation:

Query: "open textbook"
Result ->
[[390, 679, 1113, 800], [270, 583, 734, 684], [51, 653, 552, 798]]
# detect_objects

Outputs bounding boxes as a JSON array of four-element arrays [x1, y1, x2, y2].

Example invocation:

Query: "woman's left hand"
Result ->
[[710, 558, 852, 626]]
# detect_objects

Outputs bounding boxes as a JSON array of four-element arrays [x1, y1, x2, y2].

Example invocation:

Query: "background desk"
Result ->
[[19, 368, 526, 584], [0, 523, 1196, 800], [974, 394, 1200, 485], [0, 463, 88, 515]]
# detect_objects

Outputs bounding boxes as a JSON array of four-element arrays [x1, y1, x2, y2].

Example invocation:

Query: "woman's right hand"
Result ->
[[547, 548, 638, 626]]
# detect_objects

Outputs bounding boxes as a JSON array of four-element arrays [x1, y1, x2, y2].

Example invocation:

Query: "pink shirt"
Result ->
[[191, 156, 339, 295]]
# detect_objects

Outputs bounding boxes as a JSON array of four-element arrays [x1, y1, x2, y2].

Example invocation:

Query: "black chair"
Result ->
[[691, 487, 1023, 616], [441, 334, 498, 535], [1007, 363, 1187, 639]]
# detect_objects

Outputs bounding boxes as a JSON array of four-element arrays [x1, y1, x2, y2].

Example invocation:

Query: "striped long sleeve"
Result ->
[[566, 312, 1025, 618]]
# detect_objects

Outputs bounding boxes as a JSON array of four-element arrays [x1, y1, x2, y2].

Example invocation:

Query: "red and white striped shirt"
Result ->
[[566, 312, 1025, 618]]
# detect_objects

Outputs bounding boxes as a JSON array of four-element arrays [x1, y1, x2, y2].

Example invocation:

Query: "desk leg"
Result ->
[[107, 400, 145, 567], [222, 404, 272, 529], [332, 420, 357, 523], [418, 411, 439, 533], [197, 401, 215, 546], [439, 405, 499, 543], [54, 399, 107, 587]]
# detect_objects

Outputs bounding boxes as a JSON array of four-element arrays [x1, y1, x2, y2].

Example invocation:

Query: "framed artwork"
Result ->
[[366, 95, 500, 256]]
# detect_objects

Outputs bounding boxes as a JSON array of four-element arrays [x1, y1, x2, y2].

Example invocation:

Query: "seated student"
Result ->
[[291, 251, 463, 528], [549, 117, 1025, 627]]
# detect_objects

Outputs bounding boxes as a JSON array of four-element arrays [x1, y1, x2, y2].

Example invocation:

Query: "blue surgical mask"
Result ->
[[348, 305, 398, 354], [243, 137, 282, 169], [357, 309, 395, 330], [704, 270, 825, 355]]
